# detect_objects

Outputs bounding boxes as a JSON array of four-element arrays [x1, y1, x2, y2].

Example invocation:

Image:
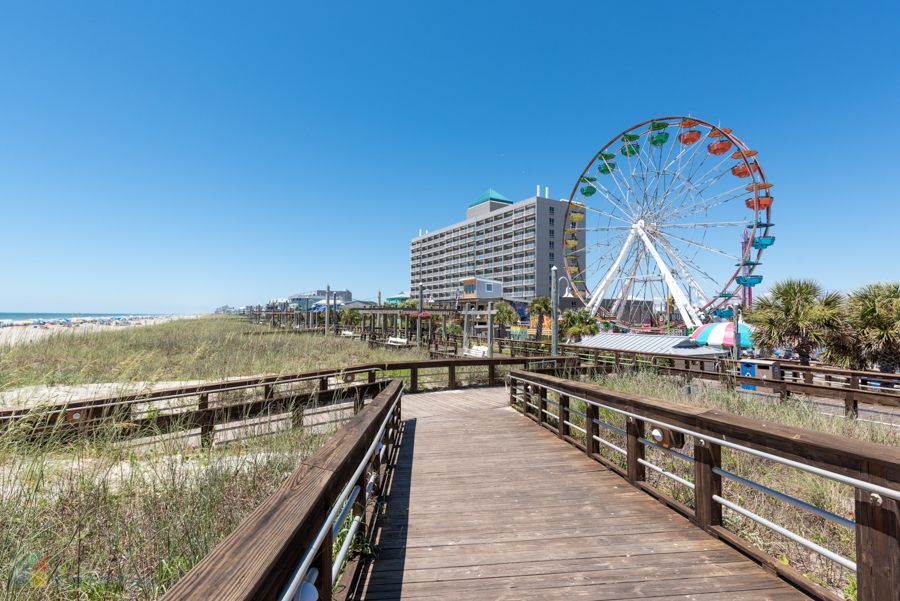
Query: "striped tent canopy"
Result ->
[[690, 322, 754, 347]]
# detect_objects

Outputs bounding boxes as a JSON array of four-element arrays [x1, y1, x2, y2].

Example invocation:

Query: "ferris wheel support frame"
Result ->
[[611, 247, 647, 319], [656, 236, 713, 306], [634, 222, 702, 328], [585, 227, 637, 317]]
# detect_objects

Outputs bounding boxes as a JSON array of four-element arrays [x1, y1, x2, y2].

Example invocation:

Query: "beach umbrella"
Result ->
[[691, 322, 754, 347]]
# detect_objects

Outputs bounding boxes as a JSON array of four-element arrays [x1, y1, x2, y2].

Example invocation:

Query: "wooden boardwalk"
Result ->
[[341, 387, 809, 600]]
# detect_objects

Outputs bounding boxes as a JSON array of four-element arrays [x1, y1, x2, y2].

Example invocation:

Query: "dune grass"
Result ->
[[0, 315, 429, 397], [0, 316, 429, 600], [544, 368, 895, 598]]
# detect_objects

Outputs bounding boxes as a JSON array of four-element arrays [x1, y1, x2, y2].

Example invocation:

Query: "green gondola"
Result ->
[[650, 132, 669, 146], [580, 186, 597, 196], [598, 162, 617, 174], [621, 143, 640, 157], [650, 121, 669, 131], [621, 134, 640, 142], [580, 176, 596, 183], [598, 153, 616, 161]]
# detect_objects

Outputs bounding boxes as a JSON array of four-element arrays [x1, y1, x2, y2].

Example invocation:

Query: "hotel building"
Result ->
[[409, 189, 585, 308]]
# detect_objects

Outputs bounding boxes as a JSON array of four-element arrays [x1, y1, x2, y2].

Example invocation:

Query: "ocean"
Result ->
[[0, 313, 166, 322]]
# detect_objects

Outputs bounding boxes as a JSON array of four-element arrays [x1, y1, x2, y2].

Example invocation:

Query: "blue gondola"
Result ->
[[736, 276, 764, 287], [747, 222, 775, 229], [713, 308, 735, 318], [752, 236, 776, 249]]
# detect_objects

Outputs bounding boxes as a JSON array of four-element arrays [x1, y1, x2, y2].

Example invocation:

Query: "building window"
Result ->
[[571, 221, 577, 228], [549, 241, 554, 248], [549, 207, 554, 214], [549, 252, 554, 260], [486, 283, 493, 292], [571, 301, 577, 307], [465, 284, 475, 294], [549, 218, 554, 226], [549, 229, 554, 237]]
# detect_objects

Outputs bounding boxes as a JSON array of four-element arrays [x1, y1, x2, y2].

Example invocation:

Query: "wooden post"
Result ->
[[847, 374, 860, 418], [593, 349, 599, 367], [615, 351, 621, 370], [368, 370, 376, 384], [558, 394, 569, 439], [198, 393, 213, 447], [538, 386, 547, 425], [509, 376, 516, 407], [626, 417, 645, 485], [448, 364, 456, 389], [585, 400, 599, 457], [319, 377, 327, 392], [488, 363, 496, 387], [311, 516, 334, 601], [410, 367, 418, 394], [856, 461, 900, 600], [694, 437, 722, 532]]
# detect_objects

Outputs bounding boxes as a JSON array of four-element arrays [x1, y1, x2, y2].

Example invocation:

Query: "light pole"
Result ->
[[551, 267, 577, 356]]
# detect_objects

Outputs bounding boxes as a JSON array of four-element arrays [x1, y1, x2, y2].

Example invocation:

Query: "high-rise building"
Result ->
[[410, 189, 585, 309]]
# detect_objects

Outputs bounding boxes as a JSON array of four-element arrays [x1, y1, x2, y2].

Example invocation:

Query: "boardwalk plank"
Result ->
[[346, 387, 810, 601]]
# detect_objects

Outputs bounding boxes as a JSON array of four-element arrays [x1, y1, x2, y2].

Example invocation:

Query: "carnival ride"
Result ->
[[563, 116, 775, 331]]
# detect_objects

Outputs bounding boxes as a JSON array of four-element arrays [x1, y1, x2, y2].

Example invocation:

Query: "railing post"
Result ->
[[488, 363, 496, 387], [410, 367, 418, 393], [585, 401, 598, 457], [538, 387, 547, 425], [558, 394, 569, 439], [368, 370, 376, 384], [593, 349, 599, 368], [311, 515, 334, 601], [614, 351, 620, 370], [509, 376, 516, 407], [319, 378, 327, 393], [198, 393, 214, 447], [693, 436, 722, 533], [626, 416, 645, 485], [448, 364, 456, 389], [856, 461, 900, 600], [847, 374, 860, 418]]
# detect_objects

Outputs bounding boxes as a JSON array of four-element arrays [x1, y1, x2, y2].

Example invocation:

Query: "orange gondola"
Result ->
[[745, 182, 773, 192], [731, 162, 760, 178], [707, 128, 733, 138], [679, 119, 699, 128], [678, 130, 702, 145], [731, 149, 758, 159], [745, 195, 774, 210], [708, 139, 733, 155]]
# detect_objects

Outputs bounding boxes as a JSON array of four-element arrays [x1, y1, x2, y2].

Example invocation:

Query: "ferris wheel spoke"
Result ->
[[587, 182, 636, 219], [657, 230, 740, 260], [582, 202, 634, 225], [657, 163, 732, 217], [582, 225, 633, 231], [655, 237, 716, 304], [664, 181, 748, 222], [659, 221, 747, 229]]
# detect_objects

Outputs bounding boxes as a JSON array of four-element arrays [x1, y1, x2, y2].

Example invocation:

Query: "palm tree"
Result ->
[[844, 282, 900, 373], [493, 302, 518, 339], [745, 279, 845, 366], [561, 308, 600, 342], [343, 309, 361, 326], [400, 299, 418, 309], [528, 297, 552, 341]]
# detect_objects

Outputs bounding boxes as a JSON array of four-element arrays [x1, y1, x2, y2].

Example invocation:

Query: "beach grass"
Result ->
[[0, 315, 429, 398], [0, 315, 429, 599]]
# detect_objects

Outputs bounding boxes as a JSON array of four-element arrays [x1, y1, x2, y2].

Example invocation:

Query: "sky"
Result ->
[[1, 1, 898, 314]]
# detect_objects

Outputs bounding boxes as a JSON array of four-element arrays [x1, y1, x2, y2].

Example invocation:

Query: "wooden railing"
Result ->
[[0, 356, 577, 442], [452, 334, 900, 417], [160, 379, 404, 601], [508, 370, 900, 601]]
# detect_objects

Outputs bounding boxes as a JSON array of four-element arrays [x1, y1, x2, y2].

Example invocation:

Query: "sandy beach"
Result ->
[[0, 314, 199, 348]]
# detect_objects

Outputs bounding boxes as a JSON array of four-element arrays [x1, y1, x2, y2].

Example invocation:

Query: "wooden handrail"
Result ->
[[509, 370, 900, 601], [160, 379, 404, 601]]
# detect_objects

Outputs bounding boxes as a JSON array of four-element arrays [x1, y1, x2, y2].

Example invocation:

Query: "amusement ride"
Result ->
[[563, 116, 775, 332]]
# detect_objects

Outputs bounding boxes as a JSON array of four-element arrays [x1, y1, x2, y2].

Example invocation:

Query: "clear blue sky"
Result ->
[[1, 1, 897, 313]]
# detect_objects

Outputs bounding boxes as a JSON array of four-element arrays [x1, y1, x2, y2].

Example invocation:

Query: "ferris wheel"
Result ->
[[563, 116, 775, 329]]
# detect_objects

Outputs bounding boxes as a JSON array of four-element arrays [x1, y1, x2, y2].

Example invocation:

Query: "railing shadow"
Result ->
[[339, 418, 414, 600]]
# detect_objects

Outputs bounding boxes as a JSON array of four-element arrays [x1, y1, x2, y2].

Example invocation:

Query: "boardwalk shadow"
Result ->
[[340, 418, 414, 600]]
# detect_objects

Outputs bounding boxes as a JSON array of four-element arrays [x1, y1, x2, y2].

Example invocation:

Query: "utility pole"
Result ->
[[487, 301, 494, 358], [325, 285, 330, 335], [551, 266, 559, 356], [416, 284, 423, 347], [733, 305, 742, 361]]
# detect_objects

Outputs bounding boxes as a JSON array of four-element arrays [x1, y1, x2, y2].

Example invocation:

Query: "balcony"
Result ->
[[524, 207, 535, 215], [525, 230, 535, 238], [524, 243, 535, 251], [524, 266, 535, 274]]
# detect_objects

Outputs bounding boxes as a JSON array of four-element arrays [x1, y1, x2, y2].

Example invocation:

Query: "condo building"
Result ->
[[410, 189, 585, 308]]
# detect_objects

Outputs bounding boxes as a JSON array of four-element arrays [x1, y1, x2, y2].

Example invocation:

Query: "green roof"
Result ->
[[469, 189, 512, 208]]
